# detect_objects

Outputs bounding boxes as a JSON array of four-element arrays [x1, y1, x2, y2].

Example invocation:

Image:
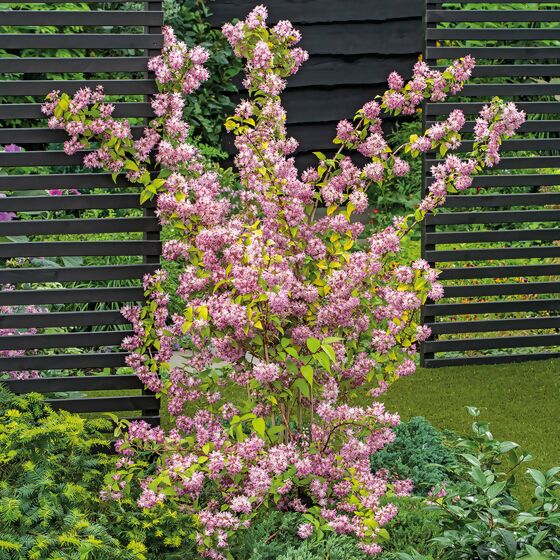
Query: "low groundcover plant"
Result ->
[[42, 5, 525, 558]]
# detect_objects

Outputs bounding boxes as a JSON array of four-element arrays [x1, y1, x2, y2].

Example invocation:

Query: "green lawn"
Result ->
[[381, 358, 560, 498]]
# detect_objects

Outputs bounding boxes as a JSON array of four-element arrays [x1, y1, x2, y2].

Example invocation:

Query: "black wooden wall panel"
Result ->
[[210, 0, 424, 165], [421, 0, 560, 367], [0, 1, 163, 421]]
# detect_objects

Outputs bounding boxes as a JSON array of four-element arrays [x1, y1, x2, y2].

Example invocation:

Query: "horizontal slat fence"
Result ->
[[0, 1, 162, 422], [209, 0, 424, 167], [421, 1, 560, 367]]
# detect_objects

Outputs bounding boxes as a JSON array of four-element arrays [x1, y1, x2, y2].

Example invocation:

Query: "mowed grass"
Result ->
[[381, 358, 560, 500]]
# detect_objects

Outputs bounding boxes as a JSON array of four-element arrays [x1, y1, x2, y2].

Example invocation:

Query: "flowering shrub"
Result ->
[[43, 6, 525, 558]]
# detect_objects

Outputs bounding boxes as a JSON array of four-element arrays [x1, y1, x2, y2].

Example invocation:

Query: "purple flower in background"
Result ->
[[2, 144, 21, 153], [1, 145, 22, 220], [0, 193, 15, 222], [47, 188, 80, 196]]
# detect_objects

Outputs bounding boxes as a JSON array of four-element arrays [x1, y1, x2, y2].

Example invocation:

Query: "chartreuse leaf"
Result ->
[[292, 378, 310, 398], [306, 337, 321, 353], [321, 343, 336, 362], [300, 365, 314, 386], [315, 351, 331, 372], [252, 417, 266, 438]]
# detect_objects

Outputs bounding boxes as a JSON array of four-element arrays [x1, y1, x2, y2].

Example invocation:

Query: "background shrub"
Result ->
[[0, 386, 138, 559], [370, 417, 456, 495]]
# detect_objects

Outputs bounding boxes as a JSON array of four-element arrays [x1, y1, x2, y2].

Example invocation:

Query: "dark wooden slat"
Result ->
[[0, 287, 144, 305], [424, 353, 560, 368], [280, 85, 387, 124], [469, 174, 560, 188], [428, 46, 560, 60], [0, 173, 136, 191], [0, 217, 159, 236], [0, 56, 150, 73], [298, 21, 422, 56], [425, 299, 560, 316], [0, 264, 156, 283], [459, 84, 560, 98], [1, 79, 157, 96], [0, 126, 145, 144], [443, 193, 560, 208], [426, 229, 560, 245], [442, 282, 560, 298], [457, 121, 560, 134], [451, 138, 560, 153], [429, 316, 560, 335], [209, 0, 423, 25], [433, 64, 560, 78], [425, 334, 560, 352], [0, 102, 153, 119], [0, 34, 163, 49], [0, 10, 163, 26], [426, 210, 560, 226], [427, 117, 560, 134], [0, 310, 127, 329], [427, 10, 560, 23], [426, 246, 560, 262], [2, 374, 142, 394], [0, 352, 128, 372], [47, 396, 159, 413], [439, 264, 560, 280], [428, 156, 560, 170], [0, 194, 153, 212], [426, 101, 560, 116], [0, 150, 93, 167], [286, 55, 418, 88], [0, 331, 130, 351], [427, 27, 560, 40], [0, 241, 162, 258]]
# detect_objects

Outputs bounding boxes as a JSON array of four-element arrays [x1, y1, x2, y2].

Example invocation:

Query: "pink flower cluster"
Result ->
[[474, 99, 526, 166], [149, 26, 209, 94], [42, 27, 208, 184], [382, 56, 475, 115]]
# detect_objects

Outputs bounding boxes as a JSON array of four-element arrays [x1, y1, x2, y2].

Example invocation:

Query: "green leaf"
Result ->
[[497, 529, 517, 556], [315, 351, 331, 372], [321, 344, 336, 363], [306, 337, 321, 353], [470, 466, 488, 487], [252, 417, 266, 438], [527, 469, 547, 488], [301, 365, 314, 387], [486, 480, 507, 499], [292, 378, 310, 398], [466, 406, 480, 417]]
